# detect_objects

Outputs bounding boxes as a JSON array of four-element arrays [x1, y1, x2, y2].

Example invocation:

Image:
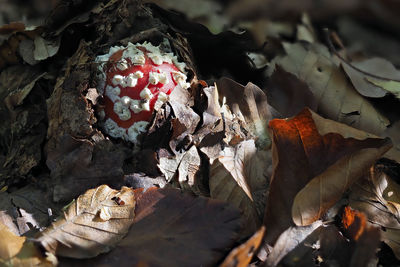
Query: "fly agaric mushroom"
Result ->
[[95, 41, 190, 143]]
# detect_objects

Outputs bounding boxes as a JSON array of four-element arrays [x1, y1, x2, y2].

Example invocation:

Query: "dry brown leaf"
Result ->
[[0, 27, 41, 70], [220, 226, 265, 267], [265, 220, 323, 266], [264, 108, 391, 244], [210, 140, 269, 237], [36, 185, 136, 259], [196, 85, 226, 161], [0, 185, 61, 236], [177, 145, 203, 194], [0, 222, 54, 266], [0, 222, 25, 260], [266, 65, 318, 118], [340, 56, 400, 100], [270, 42, 390, 136], [292, 136, 391, 226], [277, 221, 380, 267], [216, 78, 272, 148], [61, 188, 242, 267], [168, 100, 200, 153], [349, 165, 400, 259]]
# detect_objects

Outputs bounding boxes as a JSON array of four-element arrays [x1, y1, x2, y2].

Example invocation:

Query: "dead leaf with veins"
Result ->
[[37, 185, 136, 259], [210, 140, 270, 237], [216, 78, 272, 148], [264, 108, 391, 244], [61, 188, 242, 267], [265, 220, 323, 266]]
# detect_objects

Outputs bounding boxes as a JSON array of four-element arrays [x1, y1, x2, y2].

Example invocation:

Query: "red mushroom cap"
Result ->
[[95, 42, 189, 143]]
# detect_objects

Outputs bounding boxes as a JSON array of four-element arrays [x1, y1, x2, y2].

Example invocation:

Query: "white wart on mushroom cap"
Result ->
[[95, 41, 190, 143]]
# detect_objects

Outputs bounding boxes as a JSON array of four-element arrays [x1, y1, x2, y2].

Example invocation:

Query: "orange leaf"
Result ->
[[264, 108, 391, 244], [342, 206, 366, 241]]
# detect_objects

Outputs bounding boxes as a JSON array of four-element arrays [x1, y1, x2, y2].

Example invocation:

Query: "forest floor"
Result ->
[[1, 0, 400, 266]]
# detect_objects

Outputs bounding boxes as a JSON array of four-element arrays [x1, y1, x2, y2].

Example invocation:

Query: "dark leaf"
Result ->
[[61, 188, 241, 267]]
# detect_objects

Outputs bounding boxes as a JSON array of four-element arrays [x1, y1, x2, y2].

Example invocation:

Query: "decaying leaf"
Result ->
[[277, 217, 380, 267], [0, 65, 48, 183], [265, 220, 323, 267], [337, 17, 400, 67], [196, 85, 226, 161], [46, 40, 93, 141], [124, 173, 168, 191], [349, 164, 400, 259], [216, 78, 272, 148], [220, 226, 265, 267], [168, 100, 200, 153], [0, 26, 41, 70], [0, 222, 54, 266], [210, 140, 269, 237], [62, 188, 242, 266], [269, 42, 390, 136], [0, 185, 61, 236], [0, 191, 20, 236], [33, 36, 60, 61], [176, 145, 203, 194], [37, 185, 136, 259], [264, 108, 391, 244]]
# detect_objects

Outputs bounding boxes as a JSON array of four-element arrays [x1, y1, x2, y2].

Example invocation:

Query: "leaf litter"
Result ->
[[0, 0, 400, 266]]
